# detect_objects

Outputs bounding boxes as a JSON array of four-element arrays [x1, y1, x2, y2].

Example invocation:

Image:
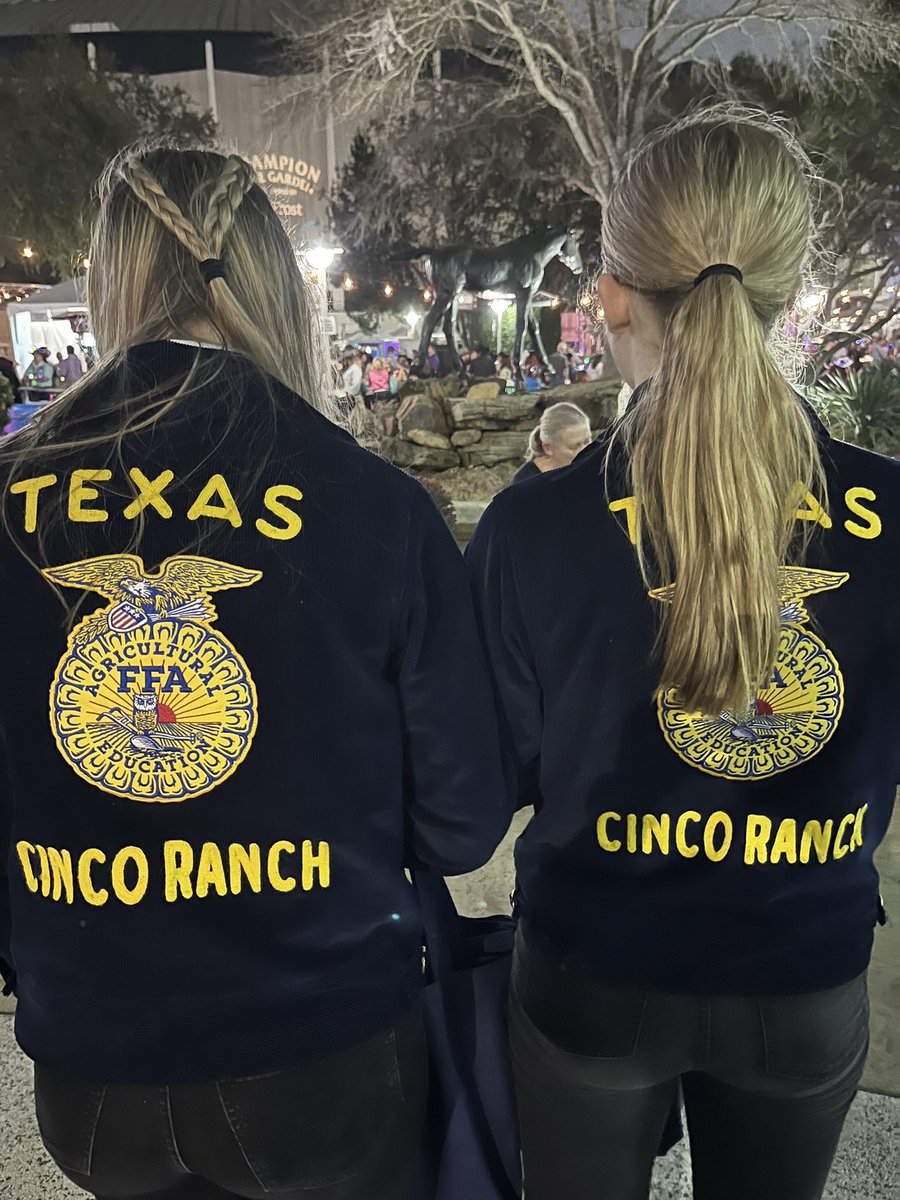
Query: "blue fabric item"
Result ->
[[410, 871, 684, 1199], [412, 870, 521, 1200]]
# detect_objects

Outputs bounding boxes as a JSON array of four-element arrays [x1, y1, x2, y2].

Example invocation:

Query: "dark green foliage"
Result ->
[[810, 363, 900, 456], [0, 375, 15, 428], [0, 39, 216, 278]]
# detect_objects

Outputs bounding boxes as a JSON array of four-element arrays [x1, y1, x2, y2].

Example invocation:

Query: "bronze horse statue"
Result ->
[[402, 225, 583, 383]]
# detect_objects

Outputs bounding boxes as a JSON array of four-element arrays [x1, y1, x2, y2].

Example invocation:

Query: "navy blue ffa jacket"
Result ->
[[0, 341, 512, 1083], [467, 403, 898, 995]]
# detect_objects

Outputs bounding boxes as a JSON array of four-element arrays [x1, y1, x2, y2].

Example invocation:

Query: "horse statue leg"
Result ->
[[415, 295, 446, 372], [442, 294, 462, 372], [513, 291, 529, 389], [527, 304, 552, 370]]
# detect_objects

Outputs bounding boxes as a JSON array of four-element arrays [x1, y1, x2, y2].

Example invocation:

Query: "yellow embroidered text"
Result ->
[[15, 837, 331, 907]]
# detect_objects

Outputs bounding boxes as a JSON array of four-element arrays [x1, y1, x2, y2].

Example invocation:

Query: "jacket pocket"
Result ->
[[758, 974, 869, 1083], [33, 1065, 107, 1176]]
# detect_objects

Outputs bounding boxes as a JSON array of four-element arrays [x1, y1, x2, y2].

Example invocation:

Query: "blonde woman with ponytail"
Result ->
[[468, 106, 899, 1200], [0, 147, 511, 1198], [510, 401, 592, 484]]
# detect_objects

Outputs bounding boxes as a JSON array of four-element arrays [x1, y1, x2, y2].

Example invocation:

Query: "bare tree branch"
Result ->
[[287, 0, 900, 358], [285, 0, 899, 205]]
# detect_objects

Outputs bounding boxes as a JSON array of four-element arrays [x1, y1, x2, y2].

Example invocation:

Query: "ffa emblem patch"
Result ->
[[653, 566, 849, 781], [45, 555, 261, 802]]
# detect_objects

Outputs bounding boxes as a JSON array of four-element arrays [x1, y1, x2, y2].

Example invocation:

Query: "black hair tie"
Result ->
[[199, 258, 226, 285], [693, 263, 743, 287]]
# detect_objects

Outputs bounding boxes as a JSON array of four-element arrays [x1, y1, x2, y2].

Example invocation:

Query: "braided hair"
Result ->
[[80, 144, 332, 413], [0, 143, 339, 585]]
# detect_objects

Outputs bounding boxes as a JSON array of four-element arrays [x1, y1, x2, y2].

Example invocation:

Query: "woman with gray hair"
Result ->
[[511, 401, 592, 484]]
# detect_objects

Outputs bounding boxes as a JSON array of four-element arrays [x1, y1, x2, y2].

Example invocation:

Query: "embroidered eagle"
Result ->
[[44, 554, 262, 645], [650, 565, 849, 624]]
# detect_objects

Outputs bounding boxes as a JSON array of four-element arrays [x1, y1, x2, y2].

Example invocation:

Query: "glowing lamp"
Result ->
[[305, 246, 338, 271]]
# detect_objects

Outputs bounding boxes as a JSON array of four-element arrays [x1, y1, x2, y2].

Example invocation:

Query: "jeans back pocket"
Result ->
[[759, 974, 869, 1083], [215, 1024, 410, 1193], [33, 1065, 107, 1176]]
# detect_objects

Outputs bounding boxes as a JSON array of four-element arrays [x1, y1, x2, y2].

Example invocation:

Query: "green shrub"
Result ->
[[808, 362, 900, 457]]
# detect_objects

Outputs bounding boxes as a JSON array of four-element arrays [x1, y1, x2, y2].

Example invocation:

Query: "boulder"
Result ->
[[465, 379, 503, 402], [558, 380, 621, 429], [450, 429, 482, 447], [479, 418, 518, 430], [425, 380, 456, 428], [381, 437, 459, 472], [407, 429, 453, 450], [439, 375, 466, 399], [371, 399, 399, 438], [450, 395, 537, 427], [350, 398, 380, 451], [458, 431, 529, 468], [397, 394, 450, 439], [396, 379, 427, 401]]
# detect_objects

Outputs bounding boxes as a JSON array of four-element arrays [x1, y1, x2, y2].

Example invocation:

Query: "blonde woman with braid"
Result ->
[[0, 148, 511, 1198], [510, 401, 592, 484], [468, 107, 899, 1200]]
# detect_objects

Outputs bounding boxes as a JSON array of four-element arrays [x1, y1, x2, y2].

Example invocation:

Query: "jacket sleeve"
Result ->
[[465, 499, 543, 812], [396, 488, 514, 875]]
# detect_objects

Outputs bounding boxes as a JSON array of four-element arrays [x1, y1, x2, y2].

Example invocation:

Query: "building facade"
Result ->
[[0, 1, 351, 237]]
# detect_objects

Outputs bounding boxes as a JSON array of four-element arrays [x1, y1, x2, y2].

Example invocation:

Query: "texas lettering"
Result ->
[[9, 468, 303, 541]]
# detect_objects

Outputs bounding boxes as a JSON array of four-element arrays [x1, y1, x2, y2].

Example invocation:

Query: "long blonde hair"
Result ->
[[88, 145, 332, 406], [0, 144, 338, 571], [604, 107, 825, 715]]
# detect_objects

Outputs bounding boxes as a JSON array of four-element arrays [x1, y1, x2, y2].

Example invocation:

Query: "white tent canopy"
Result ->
[[6, 278, 88, 377]]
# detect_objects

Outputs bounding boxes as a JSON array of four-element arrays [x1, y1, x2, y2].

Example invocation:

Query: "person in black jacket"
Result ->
[[0, 352, 20, 401], [468, 106, 898, 1200], [466, 346, 496, 378], [0, 147, 512, 1199]]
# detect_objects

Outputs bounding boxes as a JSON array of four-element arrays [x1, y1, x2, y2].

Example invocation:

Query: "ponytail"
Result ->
[[525, 426, 543, 461], [603, 106, 824, 715], [622, 273, 822, 714]]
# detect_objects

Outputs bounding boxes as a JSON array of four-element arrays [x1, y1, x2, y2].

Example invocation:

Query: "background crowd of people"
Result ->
[[336, 338, 607, 408], [0, 344, 86, 401]]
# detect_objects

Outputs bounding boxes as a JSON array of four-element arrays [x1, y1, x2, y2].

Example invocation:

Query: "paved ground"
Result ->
[[2, 805, 897, 1198]]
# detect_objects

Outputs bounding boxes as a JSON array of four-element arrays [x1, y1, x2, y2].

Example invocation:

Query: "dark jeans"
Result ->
[[510, 931, 868, 1200], [33, 1006, 428, 1200]]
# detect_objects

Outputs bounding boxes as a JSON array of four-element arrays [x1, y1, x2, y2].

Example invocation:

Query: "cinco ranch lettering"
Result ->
[[596, 806, 868, 865], [16, 838, 331, 907]]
